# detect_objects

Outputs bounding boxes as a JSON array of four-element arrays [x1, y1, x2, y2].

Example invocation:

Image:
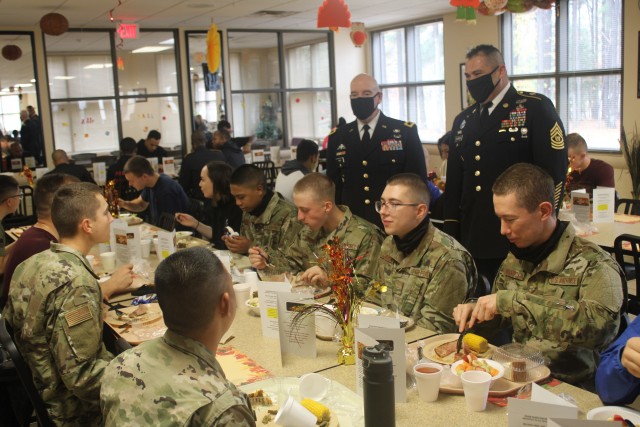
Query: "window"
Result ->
[[503, 0, 622, 151], [45, 30, 183, 154], [372, 20, 446, 143]]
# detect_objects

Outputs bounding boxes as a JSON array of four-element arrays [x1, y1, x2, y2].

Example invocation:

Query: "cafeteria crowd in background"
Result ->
[[0, 43, 636, 426]]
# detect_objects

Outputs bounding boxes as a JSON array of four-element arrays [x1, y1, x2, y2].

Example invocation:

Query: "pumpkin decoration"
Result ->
[[2, 45, 22, 61], [350, 22, 367, 48], [40, 13, 69, 36]]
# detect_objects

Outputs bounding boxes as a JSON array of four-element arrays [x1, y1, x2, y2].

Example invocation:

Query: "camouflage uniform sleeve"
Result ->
[[51, 282, 111, 403], [201, 404, 256, 427], [495, 261, 622, 349], [352, 229, 383, 283], [418, 257, 476, 334], [268, 229, 309, 274]]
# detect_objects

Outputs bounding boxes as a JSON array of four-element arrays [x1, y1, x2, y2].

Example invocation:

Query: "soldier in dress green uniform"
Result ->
[[454, 163, 623, 386], [223, 164, 301, 256], [3, 183, 134, 426], [372, 173, 477, 333], [100, 247, 255, 426], [248, 173, 384, 284]]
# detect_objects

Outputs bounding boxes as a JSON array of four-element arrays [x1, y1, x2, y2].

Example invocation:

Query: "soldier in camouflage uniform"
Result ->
[[372, 174, 477, 333], [249, 173, 383, 283], [3, 183, 133, 426], [454, 164, 623, 385], [101, 247, 255, 426], [223, 164, 301, 256]]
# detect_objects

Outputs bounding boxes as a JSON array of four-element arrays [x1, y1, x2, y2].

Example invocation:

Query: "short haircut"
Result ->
[[296, 139, 319, 162], [191, 130, 207, 149], [437, 131, 451, 150], [119, 137, 137, 155], [205, 161, 234, 204], [0, 175, 19, 202], [123, 156, 154, 176], [34, 173, 80, 218], [217, 120, 231, 131], [386, 173, 430, 205], [214, 129, 231, 142], [147, 130, 161, 140], [466, 44, 505, 67], [51, 149, 68, 164], [230, 164, 267, 188], [293, 172, 335, 203], [492, 163, 555, 213], [155, 247, 230, 335], [566, 133, 588, 152], [51, 182, 103, 239]]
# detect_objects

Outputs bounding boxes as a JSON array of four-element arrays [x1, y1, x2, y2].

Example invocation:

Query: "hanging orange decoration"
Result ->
[[117, 56, 124, 70], [450, 0, 481, 24], [206, 22, 221, 74], [40, 13, 69, 36], [2, 45, 22, 61], [317, 0, 351, 31], [350, 22, 367, 48]]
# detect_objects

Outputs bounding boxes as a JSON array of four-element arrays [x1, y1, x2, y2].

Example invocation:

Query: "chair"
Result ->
[[473, 273, 492, 299], [616, 198, 640, 216], [0, 316, 54, 427], [253, 160, 277, 190], [613, 234, 640, 315]]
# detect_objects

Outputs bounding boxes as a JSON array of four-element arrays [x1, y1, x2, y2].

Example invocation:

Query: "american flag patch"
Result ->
[[64, 304, 93, 327]]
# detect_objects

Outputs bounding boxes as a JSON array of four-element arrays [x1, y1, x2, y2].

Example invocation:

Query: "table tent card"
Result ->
[[35, 168, 49, 179], [148, 157, 159, 173], [277, 290, 316, 363], [11, 158, 23, 171], [25, 156, 36, 169], [355, 316, 406, 403], [156, 229, 176, 260], [93, 162, 106, 185], [571, 190, 590, 223], [592, 187, 615, 223], [257, 281, 292, 339], [111, 221, 142, 265], [162, 157, 176, 176], [251, 149, 265, 162], [508, 383, 577, 427]]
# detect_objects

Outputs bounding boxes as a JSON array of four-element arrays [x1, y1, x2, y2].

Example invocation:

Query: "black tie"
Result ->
[[362, 124, 371, 143], [480, 101, 493, 121]]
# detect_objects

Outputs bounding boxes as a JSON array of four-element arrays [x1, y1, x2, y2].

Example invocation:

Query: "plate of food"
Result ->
[[587, 406, 640, 424], [247, 390, 339, 427], [105, 303, 163, 327], [451, 355, 505, 386], [421, 333, 494, 365], [245, 297, 260, 316], [315, 304, 414, 340], [118, 213, 143, 225]]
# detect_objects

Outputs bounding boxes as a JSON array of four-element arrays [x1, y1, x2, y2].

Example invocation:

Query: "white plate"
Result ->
[[587, 406, 640, 423], [422, 333, 492, 365], [176, 231, 193, 239]]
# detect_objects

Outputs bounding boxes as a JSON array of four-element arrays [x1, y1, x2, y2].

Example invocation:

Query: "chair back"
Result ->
[[0, 316, 54, 427], [616, 198, 640, 216], [614, 234, 640, 316], [253, 160, 277, 190], [474, 273, 492, 298]]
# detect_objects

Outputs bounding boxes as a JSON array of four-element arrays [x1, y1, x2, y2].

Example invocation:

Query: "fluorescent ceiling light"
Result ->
[[30, 79, 36, 83], [159, 38, 174, 45], [54, 76, 76, 80], [84, 63, 113, 69], [1, 88, 9, 92], [15, 83, 33, 88], [132, 46, 172, 53]]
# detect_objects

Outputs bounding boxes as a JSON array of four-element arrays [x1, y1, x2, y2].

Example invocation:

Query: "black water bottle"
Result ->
[[362, 345, 395, 427]]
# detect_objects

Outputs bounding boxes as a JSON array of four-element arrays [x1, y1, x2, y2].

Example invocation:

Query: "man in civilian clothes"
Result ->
[[326, 73, 427, 228], [443, 44, 567, 284]]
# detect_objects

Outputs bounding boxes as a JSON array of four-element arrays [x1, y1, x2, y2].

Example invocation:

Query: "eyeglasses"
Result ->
[[1, 192, 23, 203], [374, 200, 420, 213]]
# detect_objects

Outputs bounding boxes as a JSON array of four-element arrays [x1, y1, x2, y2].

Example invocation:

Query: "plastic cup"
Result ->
[[233, 283, 251, 306], [315, 306, 339, 339], [299, 373, 330, 401], [414, 362, 443, 402], [100, 252, 116, 272], [218, 254, 231, 273], [273, 395, 316, 427], [140, 239, 151, 258], [461, 371, 492, 411], [85, 254, 95, 268]]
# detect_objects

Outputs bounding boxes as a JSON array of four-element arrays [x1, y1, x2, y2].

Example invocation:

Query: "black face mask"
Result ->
[[466, 66, 500, 104], [351, 95, 378, 120]]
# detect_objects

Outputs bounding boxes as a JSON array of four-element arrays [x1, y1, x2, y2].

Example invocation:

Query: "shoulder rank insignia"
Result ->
[[65, 303, 93, 328], [516, 91, 542, 101], [550, 122, 564, 150], [403, 121, 416, 128]]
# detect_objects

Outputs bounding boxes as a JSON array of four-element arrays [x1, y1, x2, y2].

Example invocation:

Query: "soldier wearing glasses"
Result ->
[[326, 74, 427, 229], [372, 173, 477, 333], [0, 175, 21, 274]]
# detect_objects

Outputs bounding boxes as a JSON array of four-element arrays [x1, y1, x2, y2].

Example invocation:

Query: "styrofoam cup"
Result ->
[[461, 370, 492, 411], [85, 255, 95, 268], [140, 239, 151, 258], [299, 373, 330, 401], [233, 283, 251, 306], [414, 362, 443, 402], [274, 396, 316, 427], [100, 252, 116, 272]]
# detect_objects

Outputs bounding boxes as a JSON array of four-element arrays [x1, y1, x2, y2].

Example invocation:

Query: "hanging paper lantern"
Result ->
[[206, 22, 221, 74], [40, 13, 69, 36], [484, 0, 508, 9], [117, 56, 124, 71], [350, 22, 367, 48], [506, 0, 535, 13], [2, 45, 22, 61], [317, 0, 351, 31]]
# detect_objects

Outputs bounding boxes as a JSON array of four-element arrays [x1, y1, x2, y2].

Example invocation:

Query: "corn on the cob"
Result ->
[[301, 398, 331, 423], [463, 333, 488, 353]]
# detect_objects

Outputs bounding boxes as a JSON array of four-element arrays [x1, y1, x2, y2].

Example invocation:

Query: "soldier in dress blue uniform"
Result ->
[[443, 45, 567, 284], [326, 74, 428, 228]]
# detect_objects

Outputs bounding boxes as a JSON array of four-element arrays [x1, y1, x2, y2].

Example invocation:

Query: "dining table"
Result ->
[[581, 214, 640, 251], [101, 238, 616, 427]]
